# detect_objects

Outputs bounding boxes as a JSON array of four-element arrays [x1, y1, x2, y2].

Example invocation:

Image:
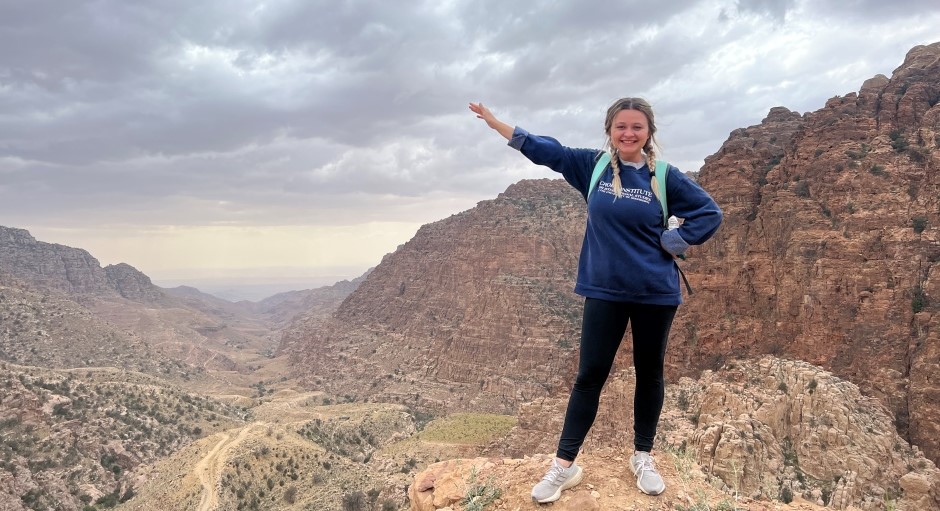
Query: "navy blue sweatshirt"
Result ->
[[509, 127, 723, 305]]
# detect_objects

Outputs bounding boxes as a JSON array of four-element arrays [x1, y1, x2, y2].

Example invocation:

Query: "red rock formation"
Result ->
[[679, 42, 940, 461]]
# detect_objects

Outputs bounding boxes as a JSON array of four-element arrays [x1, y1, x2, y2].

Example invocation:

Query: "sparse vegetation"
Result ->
[[418, 413, 516, 445], [342, 490, 368, 511], [845, 143, 869, 160], [461, 468, 502, 511], [889, 129, 909, 152], [793, 181, 810, 197], [678, 388, 690, 412], [0, 364, 247, 511], [912, 287, 927, 314], [765, 154, 782, 171]]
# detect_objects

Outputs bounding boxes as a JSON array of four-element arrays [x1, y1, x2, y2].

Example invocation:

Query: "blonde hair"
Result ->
[[602, 97, 660, 200]]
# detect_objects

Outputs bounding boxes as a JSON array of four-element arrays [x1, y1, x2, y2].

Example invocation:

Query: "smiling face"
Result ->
[[609, 109, 649, 162]]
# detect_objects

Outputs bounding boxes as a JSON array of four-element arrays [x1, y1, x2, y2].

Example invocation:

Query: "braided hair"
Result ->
[[602, 97, 660, 200]]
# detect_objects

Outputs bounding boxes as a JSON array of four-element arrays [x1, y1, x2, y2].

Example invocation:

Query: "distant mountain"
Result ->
[[0, 226, 272, 376], [0, 226, 165, 303], [263, 270, 370, 337]]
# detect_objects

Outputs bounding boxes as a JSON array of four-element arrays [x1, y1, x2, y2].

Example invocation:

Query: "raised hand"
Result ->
[[468, 102, 513, 140]]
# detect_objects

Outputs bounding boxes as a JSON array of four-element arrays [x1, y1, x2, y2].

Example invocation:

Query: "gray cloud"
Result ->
[[1, 0, 938, 238]]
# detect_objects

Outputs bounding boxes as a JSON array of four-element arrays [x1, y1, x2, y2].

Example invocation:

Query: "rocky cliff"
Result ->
[[0, 226, 115, 296], [0, 225, 166, 303], [104, 262, 167, 303], [676, 42, 940, 461]]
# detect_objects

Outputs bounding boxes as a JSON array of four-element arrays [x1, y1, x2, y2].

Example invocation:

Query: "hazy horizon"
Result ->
[[153, 265, 369, 302]]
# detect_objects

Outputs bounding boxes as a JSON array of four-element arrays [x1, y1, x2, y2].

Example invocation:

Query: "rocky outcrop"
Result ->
[[434, 358, 940, 511], [407, 453, 833, 511], [105, 263, 167, 303], [688, 358, 940, 511]]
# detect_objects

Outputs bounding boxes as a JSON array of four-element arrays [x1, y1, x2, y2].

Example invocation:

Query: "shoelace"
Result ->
[[635, 455, 657, 475], [542, 462, 568, 484]]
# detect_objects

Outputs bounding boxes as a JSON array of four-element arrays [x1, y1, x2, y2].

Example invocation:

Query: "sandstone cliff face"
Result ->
[[681, 42, 940, 461], [288, 179, 585, 413]]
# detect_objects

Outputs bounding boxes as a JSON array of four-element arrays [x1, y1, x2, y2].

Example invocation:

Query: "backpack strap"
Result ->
[[652, 160, 692, 293], [652, 160, 669, 227], [587, 152, 611, 200]]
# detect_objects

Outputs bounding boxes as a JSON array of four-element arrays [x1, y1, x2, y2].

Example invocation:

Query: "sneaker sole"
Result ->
[[635, 478, 665, 496], [533, 465, 584, 504]]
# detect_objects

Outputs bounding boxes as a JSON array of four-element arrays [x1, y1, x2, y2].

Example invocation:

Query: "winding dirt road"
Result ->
[[194, 423, 260, 511]]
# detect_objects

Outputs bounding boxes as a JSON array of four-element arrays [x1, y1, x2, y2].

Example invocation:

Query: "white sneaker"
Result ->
[[531, 458, 583, 503], [630, 451, 665, 495]]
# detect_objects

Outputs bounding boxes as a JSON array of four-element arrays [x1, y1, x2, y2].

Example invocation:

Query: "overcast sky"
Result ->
[[1, 0, 938, 299]]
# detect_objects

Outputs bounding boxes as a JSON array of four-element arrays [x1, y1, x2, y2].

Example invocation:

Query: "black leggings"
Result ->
[[556, 298, 677, 461]]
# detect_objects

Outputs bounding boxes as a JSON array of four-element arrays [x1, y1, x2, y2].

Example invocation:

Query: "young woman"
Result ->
[[469, 98, 722, 503]]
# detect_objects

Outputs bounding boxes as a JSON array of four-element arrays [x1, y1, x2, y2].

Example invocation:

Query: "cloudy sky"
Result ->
[[1, 0, 938, 299]]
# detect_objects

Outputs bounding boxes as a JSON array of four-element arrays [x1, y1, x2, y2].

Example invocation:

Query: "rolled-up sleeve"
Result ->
[[508, 126, 529, 150]]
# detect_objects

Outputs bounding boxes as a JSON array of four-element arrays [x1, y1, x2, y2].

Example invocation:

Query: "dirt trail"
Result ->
[[194, 423, 260, 511], [191, 393, 329, 510]]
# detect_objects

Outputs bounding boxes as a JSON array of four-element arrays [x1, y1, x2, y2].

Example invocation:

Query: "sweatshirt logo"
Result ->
[[597, 181, 653, 204]]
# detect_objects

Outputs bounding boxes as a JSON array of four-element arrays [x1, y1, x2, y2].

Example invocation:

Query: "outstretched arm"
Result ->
[[469, 102, 514, 140]]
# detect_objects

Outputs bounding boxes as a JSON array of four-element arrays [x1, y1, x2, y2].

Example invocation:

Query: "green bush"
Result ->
[[890, 130, 908, 152], [912, 287, 927, 314], [793, 181, 810, 197]]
